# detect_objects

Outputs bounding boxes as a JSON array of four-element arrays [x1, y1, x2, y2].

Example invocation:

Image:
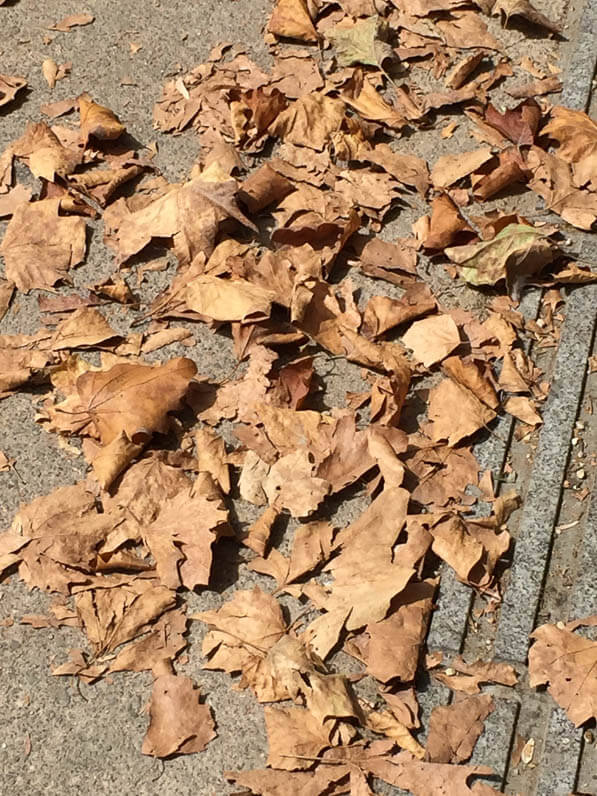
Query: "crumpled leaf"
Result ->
[[445, 223, 558, 291], [12, 121, 82, 182], [527, 147, 597, 230], [431, 655, 518, 694], [104, 177, 257, 265], [542, 106, 597, 191], [484, 98, 541, 146], [493, 0, 562, 34], [226, 766, 351, 796], [327, 16, 394, 69], [0, 199, 87, 292], [268, 0, 318, 42], [0, 74, 27, 107], [79, 94, 125, 144], [529, 616, 597, 726], [142, 674, 216, 757], [269, 93, 346, 151]]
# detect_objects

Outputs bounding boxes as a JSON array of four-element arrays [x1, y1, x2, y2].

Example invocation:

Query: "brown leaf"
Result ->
[[503, 395, 542, 427], [110, 608, 187, 675], [49, 13, 95, 32], [0, 199, 86, 292], [104, 177, 257, 265], [195, 587, 287, 688], [226, 767, 350, 796], [542, 106, 597, 191], [359, 580, 436, 683], [50, 308, 120, 350], [423, 377, 496, 445], [529, 617, 597, 726], [144, 484, 229, 589], [76, 357, 197, 446], [0, 184, 32, 219], [79, 94, 125, 144], [484, 98, 541, 145], [269, 92, 345, 150], [268, 0, 318, 42], [527, 147, 597, 230], [507, 75, 562, 99], [142, 674, 216, 757], [12, 122, 82, 182], [402, 314, 461, 368], [421, 193, 474, 250], [362, 283, 436, 338], [366, 753, 498, 795], [0, 74, 27, 107], [435, 11, 503, 51], [432, 656, 518, 693], [425, 694, 494, 762], [431, 147, 493, 188], [185, 274, 276, 323], [264, 705, 331, 770], [493, 0, 562, 34]]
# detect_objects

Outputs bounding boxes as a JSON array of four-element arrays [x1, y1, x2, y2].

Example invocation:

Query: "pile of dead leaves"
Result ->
[[1, 0, 596, 793]]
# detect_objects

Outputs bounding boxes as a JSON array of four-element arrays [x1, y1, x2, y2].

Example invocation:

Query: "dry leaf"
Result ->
[[50, 13, 95, 32], [77, 357, 197, 446], [493, 0, 561, 34], [431, 147, 493, 188], [79, 94, 125, 144], [444, 223, 558, 292], [185, 275, 276, 323], [268, 0, 318, 42], [402, 315, 460, 368], [424, 378, 496, 445], [425, 694, 494, 762], [104, 177, 257, 265], [142, 674, 216, 756], [327, 16, 394, 69], [0, 199, 86, 292], [0, 74, 27, 107], [529, 617, 597, 726]]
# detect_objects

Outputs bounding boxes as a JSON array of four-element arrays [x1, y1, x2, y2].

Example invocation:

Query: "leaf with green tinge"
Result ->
[[327, 16, 394, 70], [444, 223, 558, 291]]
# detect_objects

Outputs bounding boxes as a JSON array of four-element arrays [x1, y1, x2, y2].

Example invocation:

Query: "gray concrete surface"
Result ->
[[1, 1, 596, 795]]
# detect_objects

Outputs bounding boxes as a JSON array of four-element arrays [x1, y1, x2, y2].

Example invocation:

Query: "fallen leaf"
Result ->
[[0, 199, 86, 292], [0, 74, 27, 108], [79, 94, 125, 144], [527, 147, 597, 230], [542, 106, 597, 191], [402, 314, 461, 368], [493, 0, 562, 34], [485, 98, 541, 145], [431, 147, 493, 188], [104, 177, 257, 265], [423, 378, 496, 445], [76, 357, 197, 447], [185, 275, 276, 323], [269, 92, 346, 150], [444, 223, 558, 291], [142, 674, 216, 756], [507, 76, 562, 99], [327, 16, 394, 69], [529, 617, 597, 726], [366, 754, 498, 795], [425, 694, 494, 762], [268, 0, 318, 42], [50, 13, 95, 32]]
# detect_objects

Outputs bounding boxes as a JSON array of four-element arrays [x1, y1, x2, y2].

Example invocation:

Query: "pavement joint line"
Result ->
[[535, 707, 583, 796], [568, 477, 597, 619]]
